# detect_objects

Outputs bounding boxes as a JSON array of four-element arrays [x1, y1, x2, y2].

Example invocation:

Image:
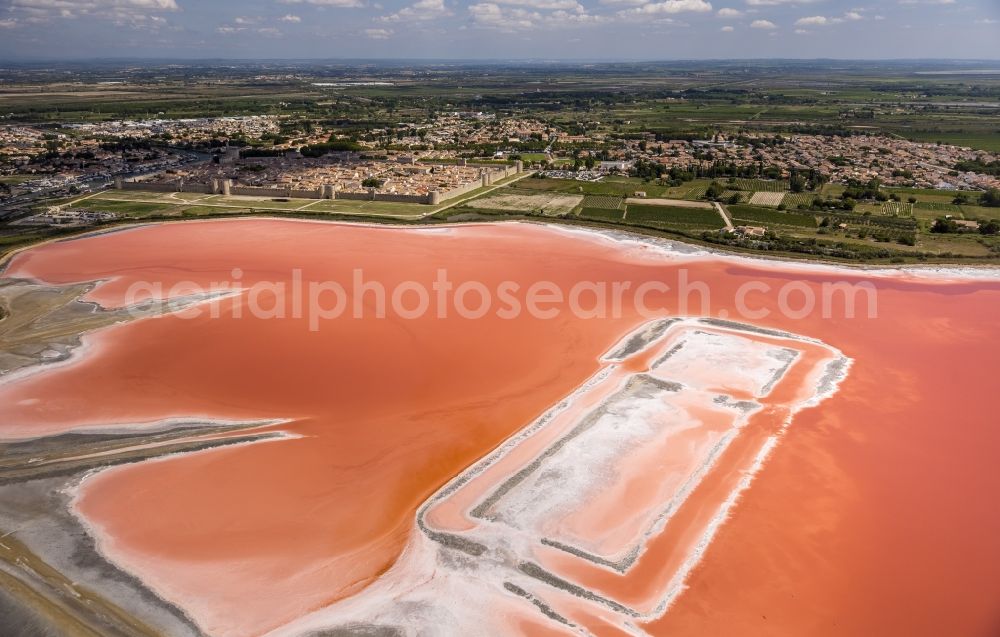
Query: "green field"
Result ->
[[579, 207, 625, 221], [520, 153, 549, 162], [74, 198, 180, 215], [517, 176, 665, 197], [782, 193, 819, 209], [731, 178, 789, 192], [677, 181, 710, 200], [855, 203, 882, 215], [881, 201, 913, 216], [625, 204, 724, 228], [914, 201, 962, 212], [729, 205, 818, 228], [884, 186, 983, 198], [69, 189, 436, 219], [900, 132, 1000, 153], [960, 205, 1000, 221], [582, 195, 624, 210]]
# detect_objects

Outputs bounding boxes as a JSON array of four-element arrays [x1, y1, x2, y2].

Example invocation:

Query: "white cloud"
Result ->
[[364, 27, 393, 38], [720, 24, 734, 30], [234, 16, 261, 25], [795, 11, 865, 26], [617, 0, 713, 16], [717, 7, 741, 17], [794, 27, 809, 33], [468, 3, 536, 29], [750, 18, 777, 28], [795, 15, 827, 25], [379, 0, 451, 21], [217, 24, 284, 37], [0, 18, 18, 28], [279, 13, 302, 21], [974, 18, 997, 24], [9, 0, 179, 12], [898, 0, 955, 4], [6, 0, 179, 25], [468, 2, 603, 29]]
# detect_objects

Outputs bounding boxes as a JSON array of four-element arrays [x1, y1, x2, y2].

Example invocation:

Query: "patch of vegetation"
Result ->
[[580, 207, 625, 221], [729, 205, 818, 228], [731, 178, 789, 192], [626, 204, 722, 227], [582, 195, 624, 210]]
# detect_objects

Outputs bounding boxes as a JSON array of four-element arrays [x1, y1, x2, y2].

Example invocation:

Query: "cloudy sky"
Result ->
[[0, 0, 997, 60]]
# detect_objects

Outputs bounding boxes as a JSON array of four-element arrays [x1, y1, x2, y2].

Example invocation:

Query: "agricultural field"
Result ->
[[820, 184, 847, 198], [731, 179, 789, 192], [624, 204, 724, 229], [516, 177, 741, 206], [463, 189, 583, 217], [748, 191, 786, 207], [513, 178, 589, 194], [517, 176, 677, 199], [914, 201, 962, 213], [63, 189, 435, 219], [910, 201, 999, 222], [73, 198, 179, 216], [579, 207, 625, 222], [782, 193, 819, 209], [855, 203, 884, 215], [624, 198, 713, 209], [729, 205, 819, 229], [884, 186, 983, 200], [201, 195, 314, 210], [520, 153, 549, 162], [960, 205, 1000, 221], [677, 181, 710, 200], [898, 131, 1000, 153], [881, 201, 913, 216], [582, 195, 624, 210]]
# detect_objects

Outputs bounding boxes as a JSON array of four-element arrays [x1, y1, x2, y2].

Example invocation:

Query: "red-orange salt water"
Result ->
[[1, 219, 998, 637]]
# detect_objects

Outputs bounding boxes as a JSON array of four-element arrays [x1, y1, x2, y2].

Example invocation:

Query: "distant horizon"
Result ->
[[2, 57, 1000, 65], [1, 0, 997, 61]]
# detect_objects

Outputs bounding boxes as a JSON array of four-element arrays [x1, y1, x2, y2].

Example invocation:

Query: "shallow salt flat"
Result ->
[[480, 377, 690, 551], [483, 387, 738, 566], [650, 330, 796, 398]]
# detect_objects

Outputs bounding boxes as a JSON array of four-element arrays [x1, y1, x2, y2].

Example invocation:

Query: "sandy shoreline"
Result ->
[[4, 215, 1000, 283]]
